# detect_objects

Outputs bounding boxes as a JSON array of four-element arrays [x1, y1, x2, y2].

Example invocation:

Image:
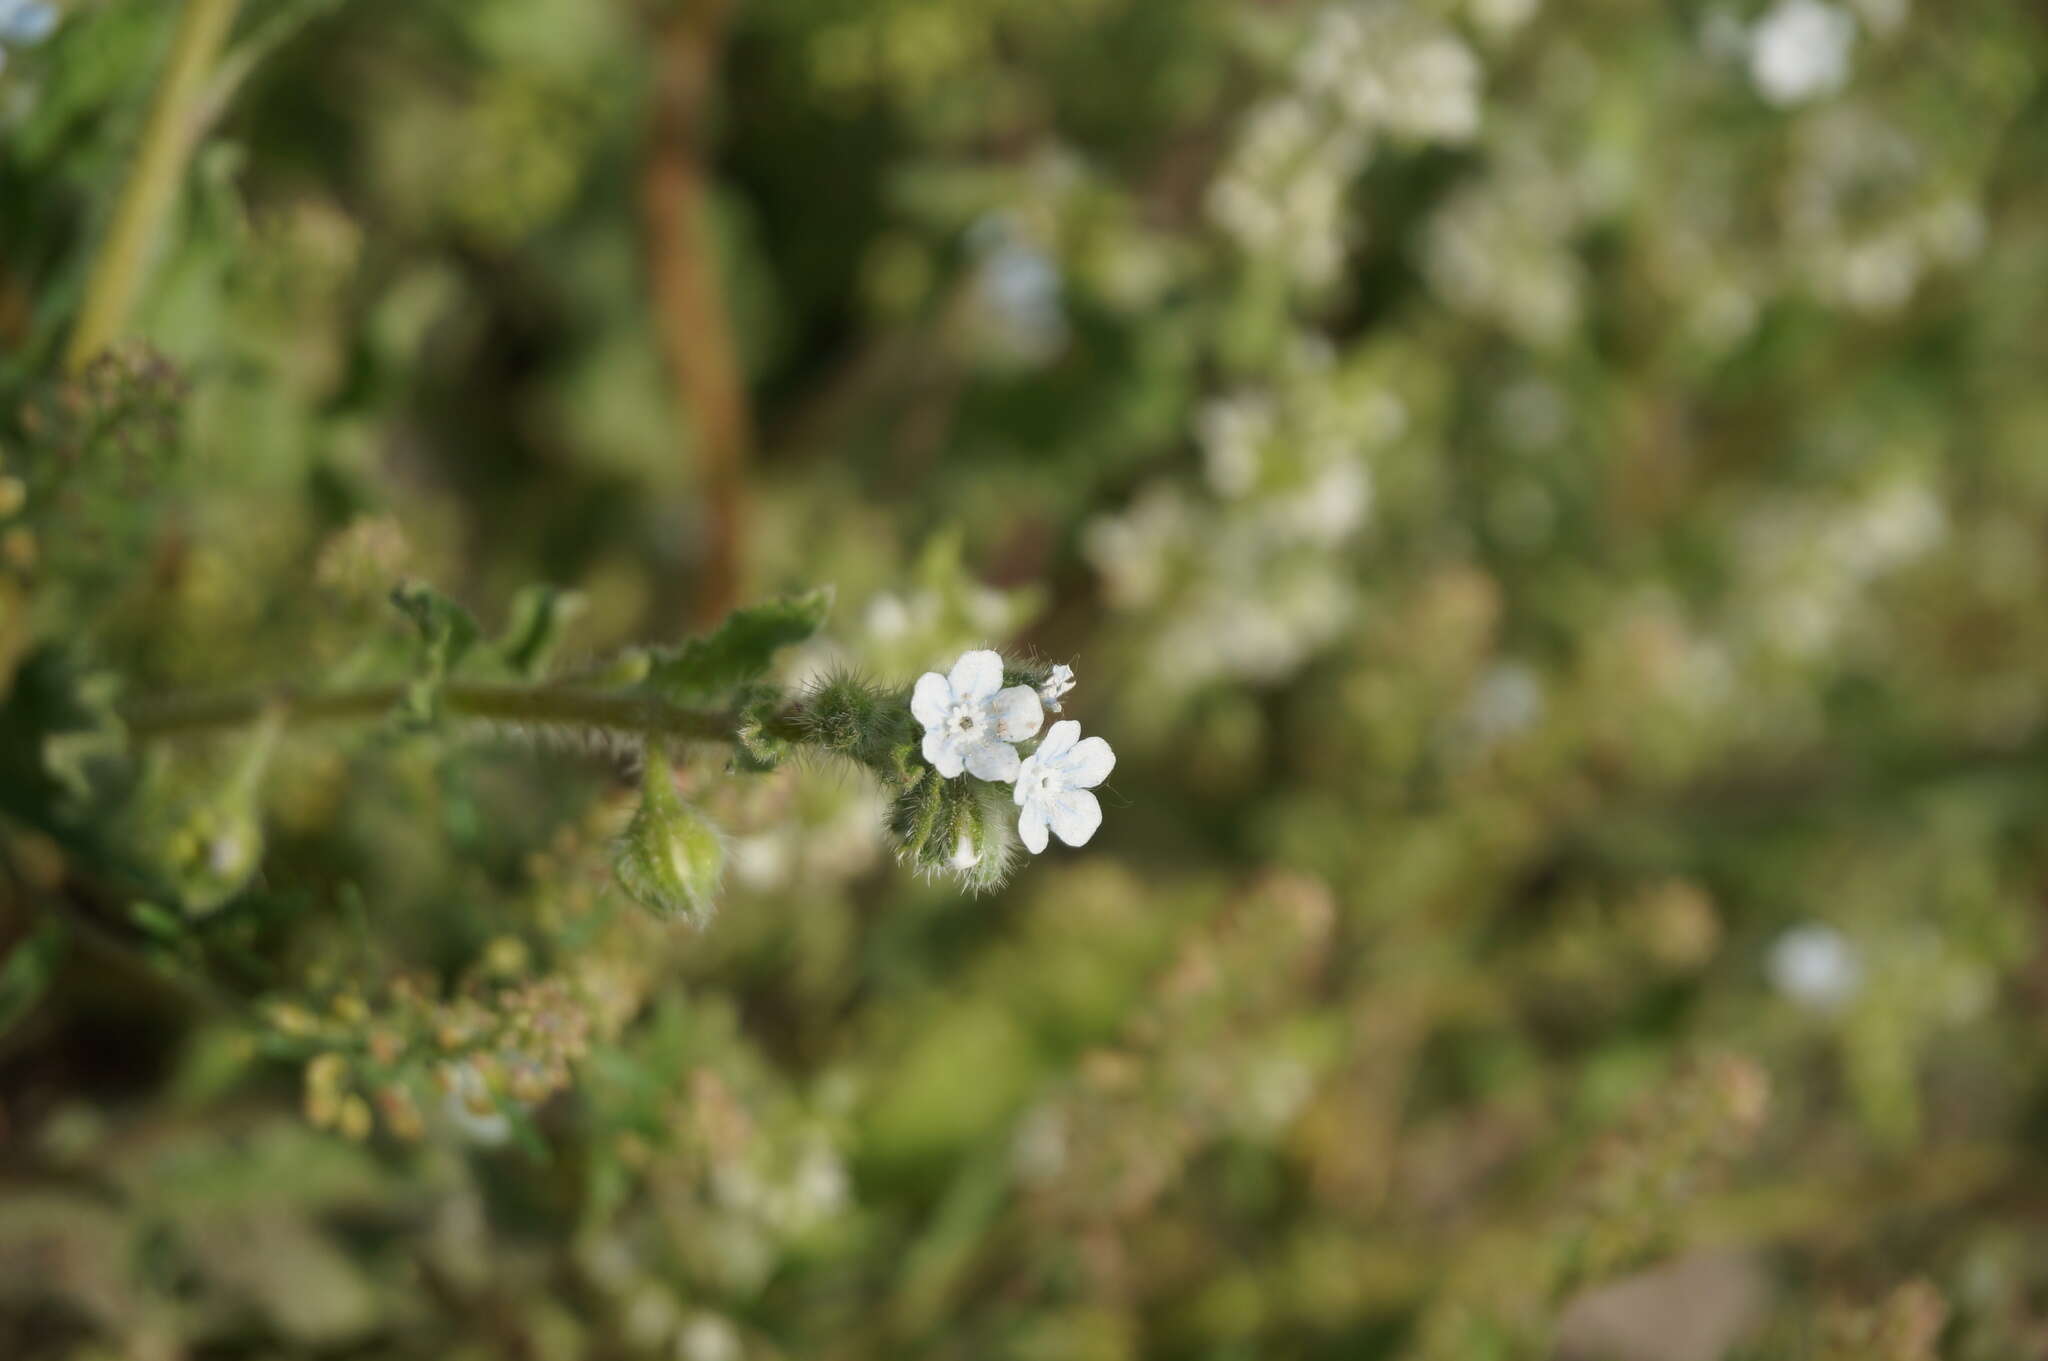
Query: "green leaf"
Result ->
[[0, 922, 68, 1039], [730, 685, 791, 773], [130, 901, 187, 940], [390, 581, 481, 723], [642, 588, 831, 706], [0, 647, 125, 821], [487, 585, 585, 680]]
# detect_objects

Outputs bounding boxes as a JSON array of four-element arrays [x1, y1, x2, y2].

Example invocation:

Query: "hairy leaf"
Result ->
[[642, 588, 831, 706]]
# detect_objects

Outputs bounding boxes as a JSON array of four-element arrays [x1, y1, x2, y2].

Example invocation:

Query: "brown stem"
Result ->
[[640, 0, 751, 630]]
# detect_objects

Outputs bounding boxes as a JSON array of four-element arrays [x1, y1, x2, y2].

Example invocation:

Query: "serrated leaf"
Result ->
[[643, 588, 831, 706]]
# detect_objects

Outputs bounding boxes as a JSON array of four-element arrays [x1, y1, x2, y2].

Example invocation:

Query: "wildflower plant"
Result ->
[[7, 0, 2048, 1359]]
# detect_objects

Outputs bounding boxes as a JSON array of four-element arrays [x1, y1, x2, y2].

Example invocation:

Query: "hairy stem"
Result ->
[[120, 681, 800, 747], [66, 0, 243, 372], [641, 0, 751, 630]]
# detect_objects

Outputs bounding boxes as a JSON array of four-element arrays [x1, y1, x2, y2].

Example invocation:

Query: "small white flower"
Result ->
[[911, 649, 1043, 782], [1014, 720, 1115, 853], [1038, 663, 1076, 712], [1768, 924, 1862, 1010], [1749, 0, 1856, 106]]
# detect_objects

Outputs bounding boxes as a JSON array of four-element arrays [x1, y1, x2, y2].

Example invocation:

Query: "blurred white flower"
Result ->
[[912, 649, 1043, 781], [1837, 481, 1945, 579], [1768, 923, 1863, 1010], [1271, 456, 1373, 545], [1749, 0, 1856, 106], [781, 1139, 851, 1225], [864, 591, 914, 641], [1011, 1104, 1070, 1182], [1208, 98, 1368, 290], [1466, 661, 1546, 743], [1421, 144, 1586, 348], [676, 1314, 741, 1361], [1469, 0, 1539, 40], [1014, 720, 1116, 853], [965, 214, 1067, 365], [1300, 5, 1483, 143], [1233, 1050, 1316, 1139], [727, 832, 792, 891], [442, 1061, 513, 1147], [0, 0, 57, 73], [1039, 663, 1076, 713], [1198, 393, 1276, 498], [1084, 484, 1193, 610]]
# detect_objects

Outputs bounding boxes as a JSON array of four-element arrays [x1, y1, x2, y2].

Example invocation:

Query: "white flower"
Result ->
[[911, 649, 1043, 781], [1014, 720, 1115, 853], [1039, 663, 1076, 712], [1749, 0, 1855, 106], [1767, 924, 1862, 1010], [442, 1061, 513, 1147]]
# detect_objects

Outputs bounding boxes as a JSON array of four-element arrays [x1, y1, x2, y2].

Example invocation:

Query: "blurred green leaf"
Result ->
[[643, 587, 832, 706], [0, 921, 67, 1039]]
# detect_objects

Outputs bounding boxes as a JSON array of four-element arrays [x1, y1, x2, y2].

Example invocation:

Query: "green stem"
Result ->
[[65, 0, 243, 372], [120, 681, 803, 748]]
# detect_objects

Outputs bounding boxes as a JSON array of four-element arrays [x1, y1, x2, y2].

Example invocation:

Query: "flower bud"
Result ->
[[127, 709, 281, 915], [162, 800, 265, 916], [798, 668, 907, 771], [613, 746, 725, 927], [886, 769, 1018, 894]]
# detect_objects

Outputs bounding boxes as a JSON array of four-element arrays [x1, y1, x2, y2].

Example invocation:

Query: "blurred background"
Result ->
[[3, 0, 2048, 1357]]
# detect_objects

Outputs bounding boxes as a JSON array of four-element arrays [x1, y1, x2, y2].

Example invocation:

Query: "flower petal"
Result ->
[[1018, 802, 1050, 854], [1048, 790, 1102, 848], [1054, 735, 1115, 788], [1036, 719, 1080, 762], [1014, 756, 1039, 805], [922, 729, 965, 778], [987, 685, 1044, 742], [948, 649, 1004, 702], [910, 672, 952, 729], [964, 739, 1021, 783]]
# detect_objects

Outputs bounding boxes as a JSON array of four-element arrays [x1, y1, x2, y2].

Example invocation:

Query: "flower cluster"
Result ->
[[1206, 0, 1482, 290], [910, 649, 1115, 855], [1085, 337, 1402, 695]]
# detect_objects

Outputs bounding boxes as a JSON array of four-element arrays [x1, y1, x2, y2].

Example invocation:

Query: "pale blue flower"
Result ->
[[0, 0, 59, 74]]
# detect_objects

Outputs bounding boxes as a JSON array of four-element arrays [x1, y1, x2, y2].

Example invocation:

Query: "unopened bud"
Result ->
[[614, 746, 725, 927], [131, 709, 282, 916], [887, 771, 1017, 894]]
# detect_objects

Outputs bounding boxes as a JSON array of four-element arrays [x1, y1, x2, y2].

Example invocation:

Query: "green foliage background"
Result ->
[[2, 0, 2047, 1357]]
